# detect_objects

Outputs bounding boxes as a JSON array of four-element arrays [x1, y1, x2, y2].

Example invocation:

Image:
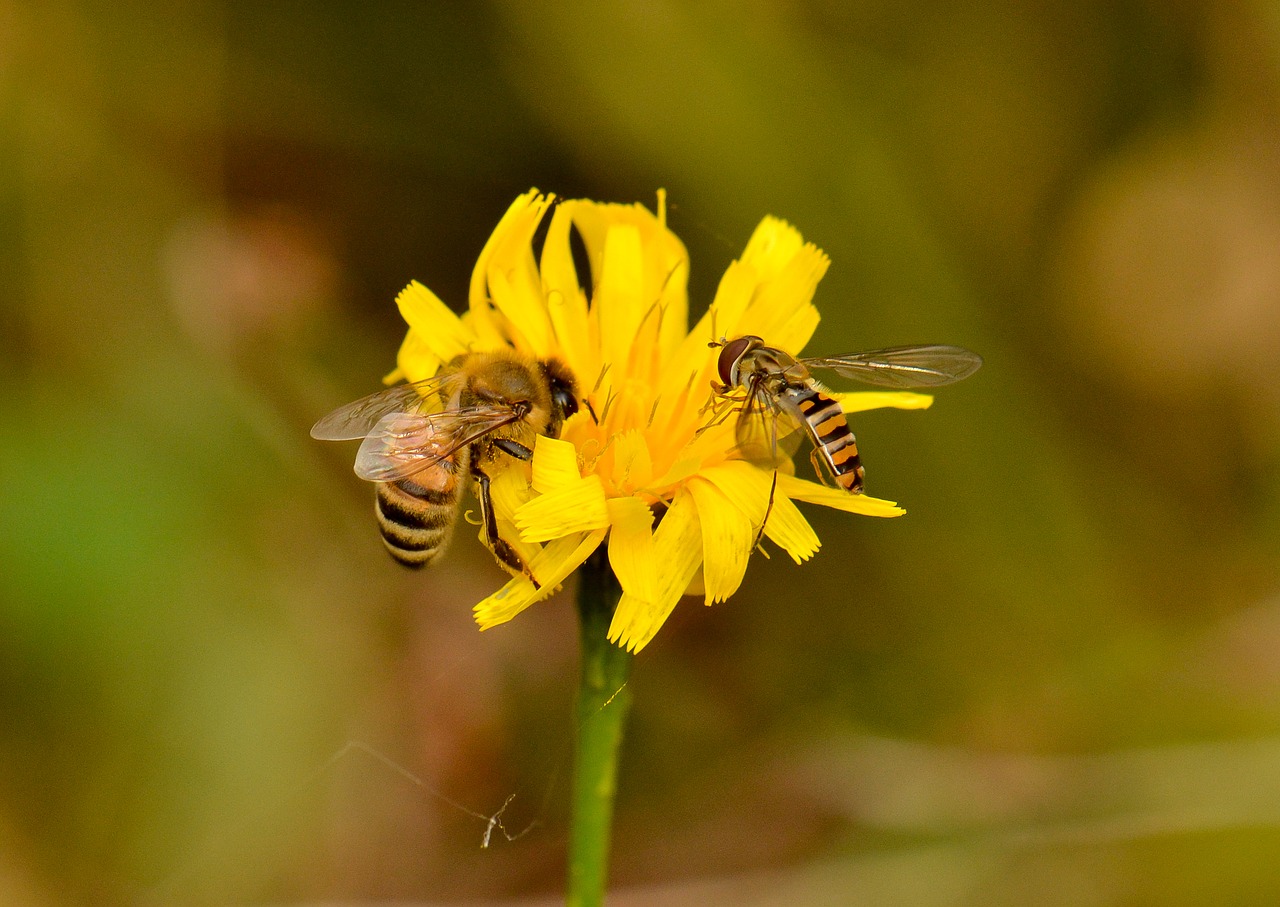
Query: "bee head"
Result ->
[[540, 358, 580, 425]]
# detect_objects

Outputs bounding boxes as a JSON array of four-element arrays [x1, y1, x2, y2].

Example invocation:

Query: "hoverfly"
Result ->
[[311, 350, 579, 581], [711, 336, 982, 493]]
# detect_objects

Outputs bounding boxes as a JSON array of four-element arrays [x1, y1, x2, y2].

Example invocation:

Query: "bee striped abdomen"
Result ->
[[374, 471, 463, 568], [786, 386, 865, 493]]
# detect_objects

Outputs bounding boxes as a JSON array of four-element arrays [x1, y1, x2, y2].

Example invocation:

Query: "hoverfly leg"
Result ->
[[753, 469, 778, 554], [695, 386, 740, 436], [809, 447, 837, 489], [472, 460, 540, 589]]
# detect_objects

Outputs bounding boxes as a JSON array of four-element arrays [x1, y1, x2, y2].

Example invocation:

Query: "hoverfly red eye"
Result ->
[[717, 337, 753, 387]]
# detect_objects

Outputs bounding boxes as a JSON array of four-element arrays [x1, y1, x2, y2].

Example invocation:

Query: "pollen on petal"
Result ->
[[777, 473, 905, 517], [515, 474, 609, 542], [836, 391, 934, 413]]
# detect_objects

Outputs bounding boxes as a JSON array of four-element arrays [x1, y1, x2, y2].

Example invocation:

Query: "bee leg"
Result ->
[[472, 463, 540, 589], [490, 438, 533, 461]]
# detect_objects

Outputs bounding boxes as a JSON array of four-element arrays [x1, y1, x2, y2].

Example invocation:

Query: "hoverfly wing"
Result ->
[[733, 388, 804, 468], [802, 345, 983, 389], [310, 375, 456, 441], [352, 406, 524, 482]]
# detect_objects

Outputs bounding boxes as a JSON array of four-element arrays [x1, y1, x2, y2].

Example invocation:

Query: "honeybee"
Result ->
[[311, 350, 579, 580], [711, 336, 982, 493]]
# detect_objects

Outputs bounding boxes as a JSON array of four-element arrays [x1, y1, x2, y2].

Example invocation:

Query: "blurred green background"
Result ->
[[3, 2, 1280, 904]]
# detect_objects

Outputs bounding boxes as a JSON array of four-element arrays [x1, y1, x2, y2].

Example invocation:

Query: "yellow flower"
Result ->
[[388, 190, 933, 652]]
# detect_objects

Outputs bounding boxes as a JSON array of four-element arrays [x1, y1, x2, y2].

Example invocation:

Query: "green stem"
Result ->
[[567, 548, 633, 907]]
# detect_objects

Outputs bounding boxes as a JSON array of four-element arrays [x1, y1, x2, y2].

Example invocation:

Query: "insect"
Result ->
[[711, 336, 982, 493], [311, 350, 579, 580]]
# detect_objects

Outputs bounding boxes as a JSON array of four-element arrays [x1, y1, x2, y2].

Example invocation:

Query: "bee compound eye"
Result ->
[[717, 337, 752, 387], [557, 389, 579, 418]]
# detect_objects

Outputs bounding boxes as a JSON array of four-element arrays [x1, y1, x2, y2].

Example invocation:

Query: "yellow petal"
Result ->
[[679, 217, 824, 382], [603, 429, 654, 494], [609, 490, 703, 653], [776, 473, 905, 517], [694, 259, 759, 347], [683, 567, 704, 598], [529, 528, 607, 596], [758, 300, 821, 358], [395, 281, 475, 364], [570, 198, 687, 339], [531, 435, 582, 493], [697, 461, 773, 524], [473, 529, 607, 628], [605, 497, 656, 606], [472, 575, 540, 630], [595, 224, 648, 384], [389, 329, 441, 384], [736, 242, 828, 353], [487, 219, 556, 357], [685, 462, 775, 603], [835, 391, 934, 413], [515, 474, 609, 542], [469, 190, 550, 348], [762, 492, 820, 563], [488, 465, 542, 572], [686, 477, 754, 606], [540, 203, 594, 380], [740, 216, 806, 281]]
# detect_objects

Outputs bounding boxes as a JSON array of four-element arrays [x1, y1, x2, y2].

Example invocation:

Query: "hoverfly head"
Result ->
[[716, 335, 763, 389]]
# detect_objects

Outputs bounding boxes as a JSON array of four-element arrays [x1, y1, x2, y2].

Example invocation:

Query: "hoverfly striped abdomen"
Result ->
[[779, 384, 864, 493]]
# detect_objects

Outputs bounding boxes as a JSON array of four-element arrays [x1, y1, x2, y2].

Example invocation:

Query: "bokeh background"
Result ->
[[4, 2, 1280, 904]]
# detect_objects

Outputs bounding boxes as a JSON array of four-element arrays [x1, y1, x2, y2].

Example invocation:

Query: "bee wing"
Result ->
[[310, 375, 458, 441], [801, 345, 983, 388], [353, 405, 523, 482]]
